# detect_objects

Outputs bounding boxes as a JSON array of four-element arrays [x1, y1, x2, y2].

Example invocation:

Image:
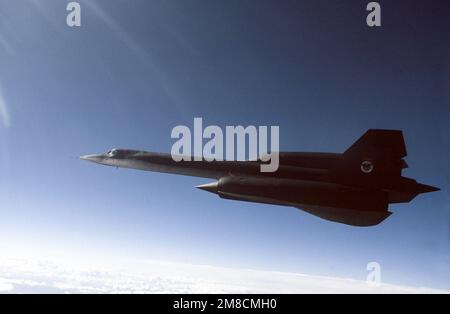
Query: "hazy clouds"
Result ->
[[0, 257, 448, 294]]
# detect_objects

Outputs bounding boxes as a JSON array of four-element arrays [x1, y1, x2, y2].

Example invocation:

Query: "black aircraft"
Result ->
[[81, 130, 439, 227]]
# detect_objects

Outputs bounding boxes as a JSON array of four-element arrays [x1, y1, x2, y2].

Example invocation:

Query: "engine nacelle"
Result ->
[[197, 176, 388, 212]]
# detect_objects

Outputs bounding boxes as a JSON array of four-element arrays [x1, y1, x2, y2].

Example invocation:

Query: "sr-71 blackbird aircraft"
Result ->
[[81, 130, 438, 227]]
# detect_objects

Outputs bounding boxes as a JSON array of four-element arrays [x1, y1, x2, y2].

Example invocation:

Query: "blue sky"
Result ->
[[0, 0, 449, 290]]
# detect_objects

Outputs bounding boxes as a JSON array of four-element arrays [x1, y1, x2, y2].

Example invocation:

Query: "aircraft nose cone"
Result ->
[[196, 181, 219, 194], [80, 154, 103, 163]]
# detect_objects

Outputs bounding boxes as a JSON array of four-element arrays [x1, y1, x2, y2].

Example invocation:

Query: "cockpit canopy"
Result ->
[[106, 149, 119, 157], [105, 149, 140, 158]]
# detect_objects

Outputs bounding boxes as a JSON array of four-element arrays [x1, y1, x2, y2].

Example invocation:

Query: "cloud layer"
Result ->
[[0, 257, 448, 294]]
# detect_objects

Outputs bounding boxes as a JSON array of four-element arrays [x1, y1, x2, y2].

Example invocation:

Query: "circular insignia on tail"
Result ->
[[361, 160, 374, 174]]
